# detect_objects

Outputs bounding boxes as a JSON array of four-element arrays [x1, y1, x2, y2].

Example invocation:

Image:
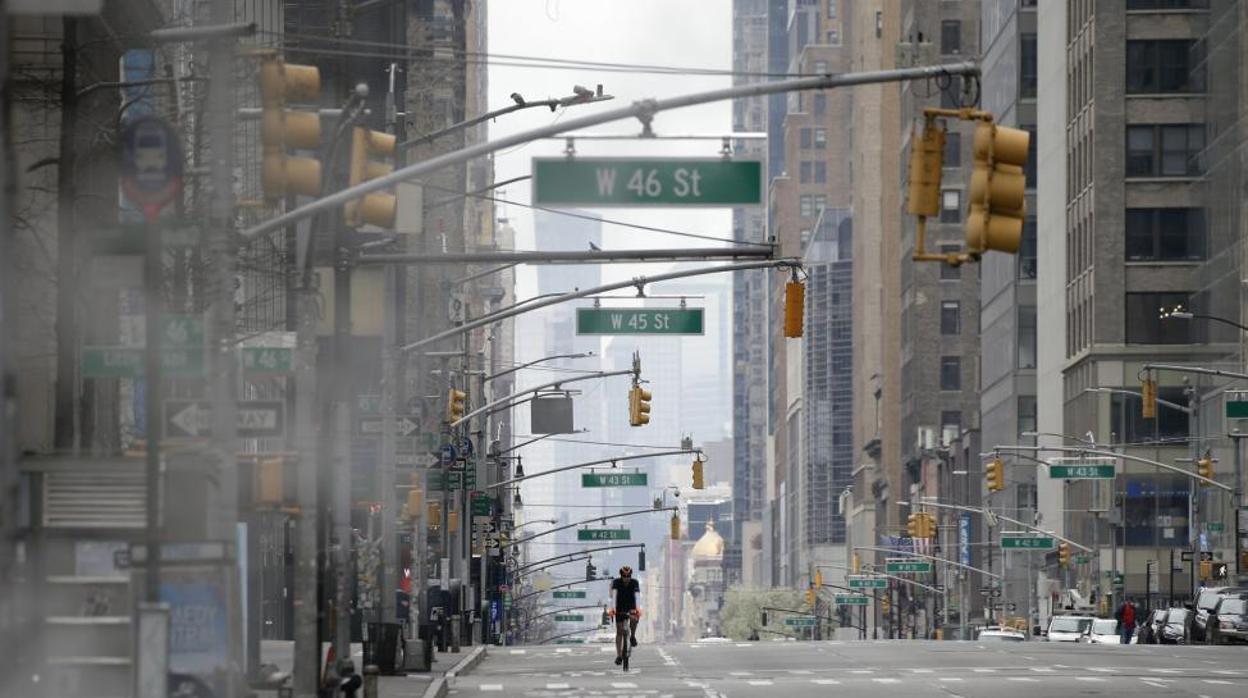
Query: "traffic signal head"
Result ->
[[784, 280, 805, 338], [638, 549, 646, 572], [345, 126, 398, 228], [1058, 542, 1071, 567], [966, 122, 1029, 256], [1200, 560, 1212, 580], [691, 457, 705, 490], [255, 457, 284, 507], [806, 588, 816, 608], [405, 487, 423, 520], [907, 513, 920, 538], [446, 388, 467, 423], [670, 513, 681, 540], [1197, 456, 1214, 483], [586, 561, 596, 581], [258, 58, 323, 198], [906, 121, 946, 217], [919, 512, 936, 539], [986, 457, 1005, 492], [852, 553, 861, 574], [1141, 377, 1157, 419], [629, 384, 652, 427], [814, 570, 823, 589], [761, 610, 768, 626]]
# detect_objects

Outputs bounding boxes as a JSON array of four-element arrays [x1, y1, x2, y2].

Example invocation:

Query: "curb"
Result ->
[[419, 645, 487, 698]]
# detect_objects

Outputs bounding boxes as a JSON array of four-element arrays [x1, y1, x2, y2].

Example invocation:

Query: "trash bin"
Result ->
[[363, 622, 403, 673]]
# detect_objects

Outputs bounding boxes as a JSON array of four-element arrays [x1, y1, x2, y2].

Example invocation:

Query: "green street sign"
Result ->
[[552, 590, 587, 599], [1074, 554, 1092, 565], [1049, 464, 1115, 479], [835, 595, 870, 606], [848, 577, 888, 589], [575, 307, 704, 335], [577, 528, 630, 541], [427, 469, 477, 492], [783, 616, 819, 627], [885, 561, 931, 574], [93, 222, 201, 253], [358, 395, 382, 414], [1226, 400, 1248, 419], [554, 614, 585, 622], [533, 157, 763, 207], [161, 314, 203, 346], [82, 346, 204, 377], [581, 472, 648, 488], [471, 494, 493, 517], [554, 639, 584, 644], [1000, 535, 1055, 550], [1206, 522, 1225, 533], [241, 347, 294, 373]]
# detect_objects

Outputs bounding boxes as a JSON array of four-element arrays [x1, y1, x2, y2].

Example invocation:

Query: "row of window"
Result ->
[[939, 301, 1037, 368], [1126, 124, 1205, 177], [799, 160, 828, 184], [799, 127, 828, 149]]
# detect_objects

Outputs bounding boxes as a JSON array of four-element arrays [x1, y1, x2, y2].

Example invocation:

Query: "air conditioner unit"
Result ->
[[917, 426, 936, 451]]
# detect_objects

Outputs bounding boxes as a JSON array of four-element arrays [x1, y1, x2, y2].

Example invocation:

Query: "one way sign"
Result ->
[[164, 400, 285, 439]]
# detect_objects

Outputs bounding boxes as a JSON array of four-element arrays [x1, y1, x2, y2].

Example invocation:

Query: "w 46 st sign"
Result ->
[[533, 158, 763, 207]]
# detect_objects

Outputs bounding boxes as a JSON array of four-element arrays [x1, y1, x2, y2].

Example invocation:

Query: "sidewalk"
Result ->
[[254, 640, 486, 698]]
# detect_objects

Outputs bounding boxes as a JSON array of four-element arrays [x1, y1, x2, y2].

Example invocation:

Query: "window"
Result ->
[[1020, 34, 1038, 98], [814, 94, 827, 116], [940, 300, 961, 335], [827, 0, 837, 18], [827, 29, 840, 45], [1125, 208, 1207, 261], [1126, 124, 1205, 177], [800, 195, 814, 218], [1017, 396, 1037, 436], [940, 356, 961, 390], [814, 128, 827, 148], [1125, 292, 1201, 344], [813, 60, 828, 75], [943, 131, 961, 168], [1023, 126, 1037, 184], [940, 244, 960, 279], [941, 20, 961, 55], [800, 161, 812, 183], [1018, 306, 1037, 369], [1018, 218, 1038, 279], [813, 194, 826, 213], [1127, 40, 1205, 93], [814, 161, 827, 183], [801, 128, 813, 148], [940, 190, 961, 223], [940, 410, 961, 446]]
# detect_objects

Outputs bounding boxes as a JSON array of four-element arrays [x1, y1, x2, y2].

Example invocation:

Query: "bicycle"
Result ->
[[611, 608, 640, 671]]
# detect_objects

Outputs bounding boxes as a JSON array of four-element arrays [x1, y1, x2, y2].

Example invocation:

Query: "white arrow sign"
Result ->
[[165, 400, 285, 439], [358, 416, 419, 436]]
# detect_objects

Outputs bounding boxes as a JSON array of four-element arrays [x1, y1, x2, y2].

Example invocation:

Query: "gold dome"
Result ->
[[690, 520, 724, 560]]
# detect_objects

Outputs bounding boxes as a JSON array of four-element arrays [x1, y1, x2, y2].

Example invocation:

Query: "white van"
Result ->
[[1045, 615, 1093, 642]]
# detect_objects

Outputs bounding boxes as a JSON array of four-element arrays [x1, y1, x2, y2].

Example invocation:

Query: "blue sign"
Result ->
[[490, 599, 501, 623], [1199, 532, 1209, 552], [959, 513, 972, 567], [161, 571, 229, 698], [440, 443, 457, 465]]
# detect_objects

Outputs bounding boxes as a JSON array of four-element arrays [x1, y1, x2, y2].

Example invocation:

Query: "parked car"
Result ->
[[1088, 618, 1122, 644], [1045, 615, 1093, 642], [1206, 594, 1248, 645], [1158, 607, 1192, 644], [1137, 609, 1166, 645], [977, 626, 1027, 642], [1193, 586, 1247, 642]]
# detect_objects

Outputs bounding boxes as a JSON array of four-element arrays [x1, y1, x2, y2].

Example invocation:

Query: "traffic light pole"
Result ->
[[505, 507, 678, 549], [511, 544, 645, 577], [486, 451, 696, 492]]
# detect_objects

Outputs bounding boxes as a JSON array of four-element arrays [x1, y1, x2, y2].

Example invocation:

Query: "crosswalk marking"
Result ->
[[972, 668, 997, 673], [1204, 680, 1233, 685], [812, 679, 841, 685], [1088, 667, 1117, 673], [510, 649, 526, 655], [479, 685, 503, 691], [730, 671, 753, 676], [546, 683, 570, 690], [736, 643, 754, 648], [850, 669, 873, 674], [747, 680, 774, 686], [910, 669, 933, 674], [612, 682, 638, 689], [1008, 677, 1037, 682], [938, 677, 963, 682], [873, 678, 900, 684], [1149, 668, 1181, 674], [1212, 670, 1241, 676], [1029, 667, 1055, 673], [1075, 677, 1105, 683], [789, 670, 813, 675]]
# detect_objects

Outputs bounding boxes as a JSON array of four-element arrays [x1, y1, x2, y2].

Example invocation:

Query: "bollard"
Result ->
[[362, 664, 379, 698], [451, 614, 461, 652]]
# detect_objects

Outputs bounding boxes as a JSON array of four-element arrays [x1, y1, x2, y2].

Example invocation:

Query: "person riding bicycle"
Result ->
[[609, 565, 641, 665]]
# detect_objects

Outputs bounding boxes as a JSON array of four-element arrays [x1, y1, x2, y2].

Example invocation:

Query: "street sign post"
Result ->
[[783, 616, 819, 626], [358, 416, 419, 437], [554, 614, 585, 622], [1226, 396, 1248, 419], [83, 346, 205, 377], [581, 472, 648, 488], [847, 577, 888, 589], [884, 561, 931, 574], [577, 529, 631, 542], [552, 590, 587, 599], [575, 307, 705, 335], [1048, 463, 1115, 479], [533, 157, 763, 207], [1000, 535, 1056, 550], [164, 400, 285, 439], [834, 595, 869, 606], [241, 346, 293, 373]]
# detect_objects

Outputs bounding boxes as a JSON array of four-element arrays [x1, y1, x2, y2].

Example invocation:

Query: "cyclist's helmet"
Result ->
[[619, 565, 633, 576]]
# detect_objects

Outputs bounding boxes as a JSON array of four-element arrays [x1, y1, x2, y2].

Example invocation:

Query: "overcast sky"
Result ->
[[486, 0, 735, 298]]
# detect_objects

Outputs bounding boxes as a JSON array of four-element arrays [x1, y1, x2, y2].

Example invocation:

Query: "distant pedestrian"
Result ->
[[1115, 598, 1137, 644]]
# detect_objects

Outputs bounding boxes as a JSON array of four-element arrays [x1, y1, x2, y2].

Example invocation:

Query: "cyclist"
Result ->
[[609, 565, 641, 665]]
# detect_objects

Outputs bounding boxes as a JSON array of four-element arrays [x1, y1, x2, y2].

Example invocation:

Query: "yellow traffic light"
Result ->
[[1197, 455, 1214, 484], [852, 553, 861, 574], [692, 456, 705, 490], [406, 488, 423, 520], [1058, 542, 1071, 567], [906, 120, 946, 217], [446, 388, 467, 423], [345, 126, 398, 228], [784, 280, 805, 338], [629, 384, 652, 427], [907, 513, 920, 538], [258, 58, 323, 198], [1200, 559, 1212, 580], [919, 512, 936, 539], [806, 587, 816, 608], [670, 512, 681, 540], [986, 458, 1005, 492], [881, 595, 891, 614], [255, 457, 284, 506], [1141, 377, 1157, 419], [448, 510, 458, 533], [966, 121, 1029, 256], [814, 570, 824, 589]]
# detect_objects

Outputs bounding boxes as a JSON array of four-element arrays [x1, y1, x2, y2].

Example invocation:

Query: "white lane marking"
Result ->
[[479, 685, 503, 692], [813, 679, 841, 685], [555, 648, 571, 653], [510, 649, 527, 655], [1149, 668, 1181, 674], [1030, 667, 1055, 673], [910, 669, 933, 674], [1008, 677, 1038, 682], [747, 680, 774, 686], [938, 677, 963, 682], [789, 670, 813, 675], [730, 671, 754, 676], [612, 682, 638, 689], [655, 648, 678, 667], [736, 643, 754, 648], [1075, 677, 1105, 683], [546, 683, 570, 690], [972, 668, 997, 673], [873, 678, 900, 684], [1204, 680, 1233, 685], [685, 681, 708, 688], [1088, 667, 1117, 673], [850, 669, 873, 674], [600, 647, 615, 653], [1212, 670, 1240, 676]]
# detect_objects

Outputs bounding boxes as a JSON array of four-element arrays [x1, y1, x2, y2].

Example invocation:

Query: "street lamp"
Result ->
[[485, 352, 594, 384], [514, 518, 557, 532], [399, 85, 614, 151], [1161, 306, 1248, 333]]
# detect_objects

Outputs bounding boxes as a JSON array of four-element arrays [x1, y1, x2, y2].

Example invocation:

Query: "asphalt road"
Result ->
[[446, 639, 1248, 698]]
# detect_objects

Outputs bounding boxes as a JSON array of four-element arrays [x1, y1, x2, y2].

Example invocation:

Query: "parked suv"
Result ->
[[1157, 607, 1192, 644], [1045, 615, 1093, 642], [1206, 594, 1248, 645], [1193, 586, 1247, 643]]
